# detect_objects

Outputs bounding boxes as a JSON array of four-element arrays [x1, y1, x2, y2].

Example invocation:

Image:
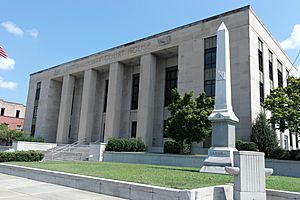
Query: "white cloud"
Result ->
[[0, 57, 15, 70], [0, 76, 17, 90], [27, 28, 39, 38], [1, 21, 24, 37], [1, 21, 39, 38], [280, 24, 300, 49]]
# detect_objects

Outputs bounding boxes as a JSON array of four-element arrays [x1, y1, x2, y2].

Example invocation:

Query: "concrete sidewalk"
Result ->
[[0, 173, 124, 200]]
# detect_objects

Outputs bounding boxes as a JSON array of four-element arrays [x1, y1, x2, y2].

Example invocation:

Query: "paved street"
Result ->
[[0, 173, 124, 200]]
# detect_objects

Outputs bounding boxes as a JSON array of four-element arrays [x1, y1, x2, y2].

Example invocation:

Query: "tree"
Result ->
[[264, 76, 300, 136], [250, 112, 278, 158], [165, 89, 214, 153], [0, 124, 23, 146]]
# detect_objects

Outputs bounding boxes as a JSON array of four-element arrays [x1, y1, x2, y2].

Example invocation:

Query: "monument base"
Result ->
[[200, 147, 237, 174]]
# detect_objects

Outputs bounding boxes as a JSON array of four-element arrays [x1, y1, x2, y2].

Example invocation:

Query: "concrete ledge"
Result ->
[[12, 141, 57, 151], [266, 189, 300, 200], [0, 163, 192, 200], [104, 152, 300, 178], [103, 152, 207, 168], [265, 159, 300, 178]]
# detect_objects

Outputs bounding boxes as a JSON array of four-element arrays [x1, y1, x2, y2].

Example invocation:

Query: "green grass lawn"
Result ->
[[8, 161, 300, 192]]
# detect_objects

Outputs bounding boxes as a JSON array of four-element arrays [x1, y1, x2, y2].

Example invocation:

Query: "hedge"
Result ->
[[0, 151, 44, 162], [164, 140, 180, 154], [15, 136, 44, 143], [164, 139, 191, 154], [236, 140, 258, 151], [105, 137, 146, 152]]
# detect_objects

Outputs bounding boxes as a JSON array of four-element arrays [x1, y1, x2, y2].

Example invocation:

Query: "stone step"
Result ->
[[44, 151, 88, 161], [43, 145, 90, 161]]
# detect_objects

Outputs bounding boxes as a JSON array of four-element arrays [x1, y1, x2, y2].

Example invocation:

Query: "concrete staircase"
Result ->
[[43, 144, 90, 161]]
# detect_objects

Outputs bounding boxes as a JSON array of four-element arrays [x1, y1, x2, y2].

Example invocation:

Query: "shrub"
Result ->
[[290, 150, 300, 161], [270, 147, 290, 160], [236, 140, 258, 151], [15, 136, 44, 143], [164, 140, 180, 154], [251, 112, 278, 158], [164, 139, 191, 154], [0, 151, 44, 162], [105, 137, 145, 152]]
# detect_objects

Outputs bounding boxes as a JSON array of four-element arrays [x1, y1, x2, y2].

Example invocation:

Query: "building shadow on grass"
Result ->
[[147, 166, 199, 173]]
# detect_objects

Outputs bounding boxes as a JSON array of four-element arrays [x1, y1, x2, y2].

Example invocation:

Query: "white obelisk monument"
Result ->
[[201, 22, 239, 174]]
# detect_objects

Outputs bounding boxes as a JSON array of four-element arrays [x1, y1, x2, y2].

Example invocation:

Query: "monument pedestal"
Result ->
[[200, 114, 238, 174], [200, 147, 237, 174]]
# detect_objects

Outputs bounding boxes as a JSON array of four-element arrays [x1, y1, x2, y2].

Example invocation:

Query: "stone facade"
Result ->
[[24, 6, 298, 150]]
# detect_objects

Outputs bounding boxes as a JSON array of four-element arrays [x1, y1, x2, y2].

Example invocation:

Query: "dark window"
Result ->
[[286, 69, 289, 85], [131, 121, 137, 138], [258, 38, 264, 72], [296, 133, 299, 149], [102, 123, 105, 141], [269, 62, 273, 80], [268, 50, 273, 80], [284, 135, 288, 150], [16, 110, 20, 118], [103, 80, 109, 112], [131, 74, 140, 110], [30, 124, 35, 137], [204, 36, 217, 97], [258, 51, 263, 72], [35, 82, 41, 101], [0, 108, 5, 116], [164, 66, 178, 106], [31, 82, 41, 137], [290, 132, 293, 149], [204, 48, 216, 69], [277, 60, 283, 88], [68, 125, 71, 138], [259, 82, 264, 104], [204, 80, 216, 97], [70, 86, 75, 115], [278, 70, 283, 88]]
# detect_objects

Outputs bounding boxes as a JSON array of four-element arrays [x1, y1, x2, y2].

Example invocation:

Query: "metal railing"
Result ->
[[50, 138, 86, 160]]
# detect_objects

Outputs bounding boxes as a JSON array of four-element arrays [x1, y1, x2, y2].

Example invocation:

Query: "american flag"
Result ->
[[0, 46, 8, 59]]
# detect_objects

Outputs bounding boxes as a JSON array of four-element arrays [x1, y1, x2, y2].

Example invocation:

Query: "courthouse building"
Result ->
[[23, 6, 298, 151]]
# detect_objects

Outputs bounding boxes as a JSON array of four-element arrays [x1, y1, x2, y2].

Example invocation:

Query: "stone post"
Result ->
[[56, 75, 75, 144], [104, 62, 124, 141], [201, 22, 239, 174], [78, 69, 97, 144], [225, 151, 273, 200], [88, 143, 106, 162], [137, 54, 156, 148]]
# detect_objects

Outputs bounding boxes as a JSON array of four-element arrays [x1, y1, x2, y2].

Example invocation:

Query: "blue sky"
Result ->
[[0, 0, 299, 105]]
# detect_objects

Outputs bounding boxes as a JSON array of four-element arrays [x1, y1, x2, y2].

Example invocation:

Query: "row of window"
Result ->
[[258, 37, 287, 104], [0, 108, 21, 118], [102, 66, 179, 113]]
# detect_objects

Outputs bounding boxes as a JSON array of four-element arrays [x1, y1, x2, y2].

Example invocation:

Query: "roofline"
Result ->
[[0, 99, 26, 107], [248, 7, 296, 71], [0, 115, 25, 120], [31, 5, 251, 76]]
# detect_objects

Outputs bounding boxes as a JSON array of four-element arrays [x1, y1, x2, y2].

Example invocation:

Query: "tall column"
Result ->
[[104, 62, 124, 141], [78, 69, 97, 144], [137, 54, 156, 148], [56, 75, 75, 144]]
